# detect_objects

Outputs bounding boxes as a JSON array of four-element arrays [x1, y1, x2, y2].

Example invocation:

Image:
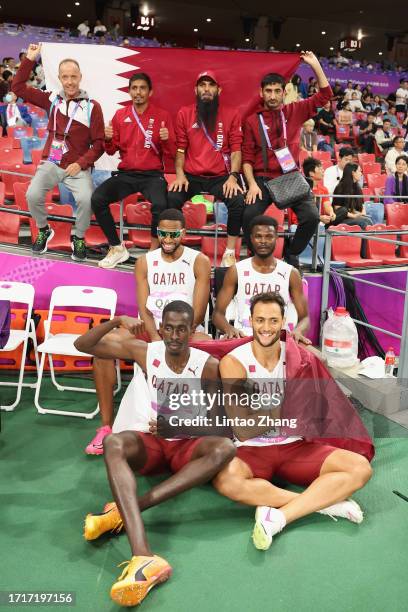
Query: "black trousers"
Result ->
[[167, 173, 245, 236], [91, 170, 168, 245], [242, 176, 319, 255]]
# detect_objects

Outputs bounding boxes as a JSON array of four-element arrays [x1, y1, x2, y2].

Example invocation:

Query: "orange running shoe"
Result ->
[[84, 502, 123, 541], [110, 555, 172, 606]]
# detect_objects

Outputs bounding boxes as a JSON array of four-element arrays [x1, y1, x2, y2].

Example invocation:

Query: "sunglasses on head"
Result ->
[[157, 229, 182, 239]]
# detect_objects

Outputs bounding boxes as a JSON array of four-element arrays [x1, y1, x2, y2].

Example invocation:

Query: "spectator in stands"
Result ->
[[300, 119, 318, 152], [357, 112, 376, 154], [343, 81, 354, 100], [332, 82, 344, 102], [372, 108, 384, 126], [93, 20, 107, 38], [395, 79, 408, 114], [316, 100, 337, 138], [168, 70, 245, 267], [383, 105, 399, 127], [302, 157, 335, 224], [348, 91, 364, 112], [375, 118, 393, 152], [323, 146, 354, 197], [242, 51, 332, 267], [308, 77, 318, 96], [0, 69, 13, 99], [353, 84, 362, 99], [0, 91, 32, 134], [362, 94, 374, 112], [109, 22, 121, 40], [334, 51, 349, 67], [92, 72, 176, 269], [337, 102, 353, 127], [77, 20, 90, 37], [16, 52, 26, 68], [284, 78, 300, 104], [12, 43, 105, 261], [385, 136, 407, 175], [384, 155, 408, 204], [373, 95, 388, 113], [331, 164, 375, 232]]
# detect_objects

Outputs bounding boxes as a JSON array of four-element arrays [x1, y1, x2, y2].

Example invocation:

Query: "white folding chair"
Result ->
[[0, 281, 39, 411], [34, 285, 119, 419]]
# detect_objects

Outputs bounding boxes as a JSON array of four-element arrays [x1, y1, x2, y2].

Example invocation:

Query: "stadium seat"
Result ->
[[13, 181, 52, 225], [366, 224, 408, 264], [385, 203, 408, 226], [31, 149, 44, 166], [7, 126, 34, 140], [0, 137, 13, 150], [123, 192, 146, 213], [330, 224, 383, 267], [358, 153, 375, 165], [312, 150, 331, 163], [0, 163, 36, 199], [201, 224, 241, 266], [298, 150, 310, 166], [0, 148, 24, 166], [335, 125, 352, 142], [29, 203, 74, 252], [366, 173, 387, 190], [126, 202, 152, 248], [362, 162, 381, 178], [264, 203, 285, 226], [182, 202, 207, 246], [400, 225, 408, 258], [0, 205, 20, 244]]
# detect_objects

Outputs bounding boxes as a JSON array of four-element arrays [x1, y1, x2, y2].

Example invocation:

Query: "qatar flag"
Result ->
[[41, 43, 301, 170]]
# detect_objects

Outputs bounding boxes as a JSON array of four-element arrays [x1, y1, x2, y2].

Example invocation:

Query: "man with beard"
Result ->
[[212, 216, 310, 342], [168, 71, 245, 267], [91, 72, 176, 269], [242, 52, 332, 266], [75, 301, 235, 606], [213, 292, 373, 551], [85, 209, 211, 455]]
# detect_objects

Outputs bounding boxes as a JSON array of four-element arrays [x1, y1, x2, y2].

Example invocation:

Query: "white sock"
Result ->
[[224, 248, 234, 254], [258, 506, 287, 536]]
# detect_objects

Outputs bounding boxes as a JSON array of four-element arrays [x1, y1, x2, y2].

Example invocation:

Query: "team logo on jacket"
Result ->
[[192, 122, 199, 129]]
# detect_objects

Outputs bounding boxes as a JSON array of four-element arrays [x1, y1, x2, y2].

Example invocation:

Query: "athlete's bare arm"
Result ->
[[74, 316, 148, 371], [135, 255, 161, 342], [192, 253, 211, 329], [289, 269, 311, 345], [212, 266, 246, 338]]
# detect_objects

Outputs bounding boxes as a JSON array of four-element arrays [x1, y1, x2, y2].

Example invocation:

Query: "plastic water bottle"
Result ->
[[384, 347, 396, 377], [322, 307, 359, 368]]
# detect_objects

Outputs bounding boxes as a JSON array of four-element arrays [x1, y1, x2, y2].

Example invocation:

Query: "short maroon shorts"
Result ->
[[236, 440, 338, 486], [136, 432, 203, 475]]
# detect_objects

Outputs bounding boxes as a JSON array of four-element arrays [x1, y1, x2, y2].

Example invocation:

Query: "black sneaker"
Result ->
[[71, 235, 87, 262], [32, 226, 54, 254]]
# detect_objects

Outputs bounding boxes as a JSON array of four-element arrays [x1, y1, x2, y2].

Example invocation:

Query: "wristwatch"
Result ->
[[229, 171, 240, 180]]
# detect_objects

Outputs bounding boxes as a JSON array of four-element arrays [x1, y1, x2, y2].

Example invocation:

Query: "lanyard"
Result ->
[[259, 110, 287, 149], [52, 99, 81, 138], [200, 121, 231, 173], [131, 107, 160, 155]]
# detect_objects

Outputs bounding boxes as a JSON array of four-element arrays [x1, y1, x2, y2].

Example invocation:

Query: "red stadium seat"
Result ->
[[298, 150, 310, 166], [0, 137, 13, 150], [400, 225, 408, 258], [31, 149, 44, 166], [362, 162, 381, 178], [123, 193, 146, 213], [335, 125, 352, 142], [358, 153, 375, 165], [7, 126, 34, 140], [126, 202, 152, 248], [13, 181, 53, 224], [201, 224, 241, 266], [0, 205, 20, 244], [0, 163, 36, 199], [312, 150, 331, 163], [0, 148, 24, 166], [330, 224, 383, 267], [29, 204, 74, 251], [385, 203, 408, 227], [264, 203, 285, 226], [366, 173, 387, 190], [182, 202, 207, 246], [366, 224, 408, 264], [86, 203, 121, 246]]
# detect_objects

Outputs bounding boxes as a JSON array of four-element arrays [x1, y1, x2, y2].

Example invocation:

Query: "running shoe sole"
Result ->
[[252, 508, 272, 551], [110, 566, 172, 607]]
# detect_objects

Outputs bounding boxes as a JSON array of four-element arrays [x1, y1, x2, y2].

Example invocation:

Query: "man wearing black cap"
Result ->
[[168, 70, 245, 267]]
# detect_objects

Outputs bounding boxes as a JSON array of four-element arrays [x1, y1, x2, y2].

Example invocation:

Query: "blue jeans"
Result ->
[[365, 202, 384, 224], [20, 136, 47, 164]]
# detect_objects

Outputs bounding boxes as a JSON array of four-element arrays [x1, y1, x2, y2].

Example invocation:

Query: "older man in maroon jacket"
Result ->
[[12, 43, 105, 261], [242, 51, 332, 267]]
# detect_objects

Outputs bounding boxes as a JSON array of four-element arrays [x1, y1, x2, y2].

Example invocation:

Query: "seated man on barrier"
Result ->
[[213, 292, 374, 551], [86, 209, 211, 455], [74, 301, 235, 607]]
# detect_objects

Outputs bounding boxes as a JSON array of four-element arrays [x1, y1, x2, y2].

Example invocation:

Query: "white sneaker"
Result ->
[[318, 499, 364, 524], [221, 250, 236, 267], [252, 506, 286, 551], [98, 244, 130, 269]]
